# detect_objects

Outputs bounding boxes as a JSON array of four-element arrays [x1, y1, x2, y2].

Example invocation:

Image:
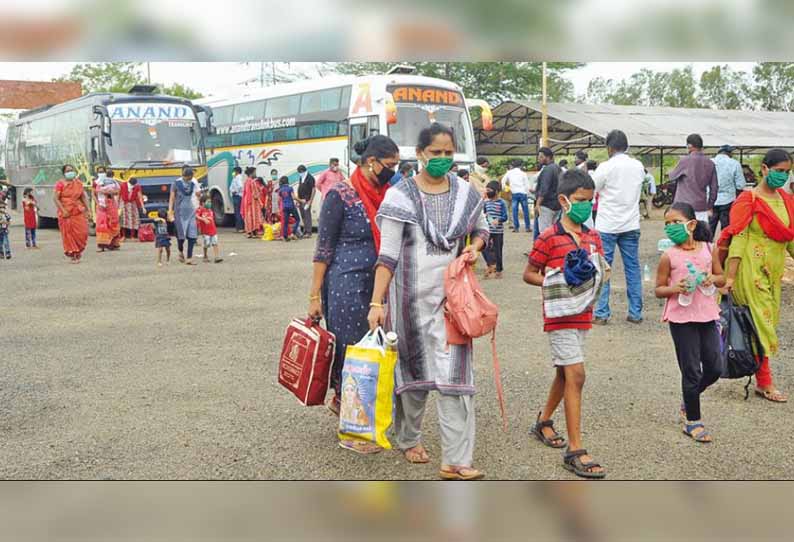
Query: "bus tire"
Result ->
[[211, 191, 233, 226], [38, 216, 59, 229]]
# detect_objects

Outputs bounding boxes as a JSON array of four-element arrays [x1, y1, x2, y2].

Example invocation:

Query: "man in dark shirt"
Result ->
[[535, 146, 562, 234], [296, 164, 316, 239], [668, 133, 718, 222]]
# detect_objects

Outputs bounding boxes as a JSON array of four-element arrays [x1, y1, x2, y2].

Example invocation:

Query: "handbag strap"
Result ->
[[490, 330, 508, 432]]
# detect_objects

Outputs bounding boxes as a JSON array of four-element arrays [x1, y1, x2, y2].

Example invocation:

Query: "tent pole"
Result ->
[[660, 148, 665, 185], [739, 148, 744, 165], [541, 61, 548, 147]]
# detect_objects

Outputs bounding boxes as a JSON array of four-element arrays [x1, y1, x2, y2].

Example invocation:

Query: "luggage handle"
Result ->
[[303, 316, 323, 328]]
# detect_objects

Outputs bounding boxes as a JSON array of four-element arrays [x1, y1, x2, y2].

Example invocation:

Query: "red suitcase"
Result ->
[[278, 317, 336, 406]]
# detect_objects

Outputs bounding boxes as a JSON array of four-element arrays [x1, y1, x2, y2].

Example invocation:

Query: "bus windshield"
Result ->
[[106, 101, 201, 166], [388, 104, 473, 157]]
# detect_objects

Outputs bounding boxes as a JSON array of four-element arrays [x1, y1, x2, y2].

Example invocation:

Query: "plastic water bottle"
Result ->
[[643, 263, 651, 282], [385, 332, 399, 353]]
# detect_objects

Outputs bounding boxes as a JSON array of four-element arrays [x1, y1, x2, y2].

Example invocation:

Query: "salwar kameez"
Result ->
[[728, 195, 794, 386], [376, 176, 488, 467]]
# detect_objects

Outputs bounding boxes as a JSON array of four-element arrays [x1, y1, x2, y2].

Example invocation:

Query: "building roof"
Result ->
[[475, 100, 794, 157]]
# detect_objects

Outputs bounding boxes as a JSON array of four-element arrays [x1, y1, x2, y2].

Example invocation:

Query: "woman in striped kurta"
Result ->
[[369, 124, 489, 480]]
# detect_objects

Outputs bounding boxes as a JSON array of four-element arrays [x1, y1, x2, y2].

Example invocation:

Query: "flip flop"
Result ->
[[339, 440, 382, 455], [439, 466, 485, 481], [403, 445, 430, 464], [755, 388, 788, 403]]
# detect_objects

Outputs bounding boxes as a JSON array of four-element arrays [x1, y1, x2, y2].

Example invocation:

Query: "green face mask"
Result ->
[[64, 171, 77, 180], [664, 222, 691, 245], [203, 201, 212, 209], [563, 197, 593, 225], [422, 156, 454, 178], [766, 169, 789, 189]]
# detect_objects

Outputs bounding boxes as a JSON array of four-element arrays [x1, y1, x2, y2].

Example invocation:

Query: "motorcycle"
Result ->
[[652, 180, 676, 208]]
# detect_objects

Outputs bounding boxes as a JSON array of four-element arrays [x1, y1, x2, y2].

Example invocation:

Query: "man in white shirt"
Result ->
[[501, 159, 531, 232], [574, 150, 588, 171], [591, 129, 645, 325], [230, 166, 244, 232]]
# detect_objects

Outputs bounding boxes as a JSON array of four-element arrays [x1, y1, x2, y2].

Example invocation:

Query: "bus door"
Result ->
[[347, 115, 380, 173]]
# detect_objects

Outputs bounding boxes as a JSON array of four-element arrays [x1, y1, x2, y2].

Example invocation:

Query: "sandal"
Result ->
[[339, 440, 382, 455], [563, 449, 606, 479], [755, 388, 788, 403], [683, 422, 713, 443], [531, 412, 567, 448], [439, 465, 485, 481], [327, 396, 340, 417], [403, 445, 430, 464]]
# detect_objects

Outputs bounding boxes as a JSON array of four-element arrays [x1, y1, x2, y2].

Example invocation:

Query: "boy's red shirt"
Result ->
[[196, 207, 217, 236], [529, 222, 604, 332]]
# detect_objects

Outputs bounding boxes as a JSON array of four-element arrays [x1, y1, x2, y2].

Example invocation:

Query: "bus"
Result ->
[[195, 72, 492, 225], [3, 86, 209, 226]]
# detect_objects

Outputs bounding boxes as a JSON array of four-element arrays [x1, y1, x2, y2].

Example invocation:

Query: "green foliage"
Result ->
[[55, 62, 146, 94], [750, 63, 794, 112], [333, 62, 582, 105], [587, 66, 700, 108], [160, 83, 204, 100], [54, 63, 203, 100], [0, 165, 6, 180], [699, 65, 753, 110]]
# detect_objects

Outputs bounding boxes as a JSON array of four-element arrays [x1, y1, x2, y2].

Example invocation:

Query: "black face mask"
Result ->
[[375, 162, 394, 186], [129, 179, 138, 186], [486, 189, 496, 198]]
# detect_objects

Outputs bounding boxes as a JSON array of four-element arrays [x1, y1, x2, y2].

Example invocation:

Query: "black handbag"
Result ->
[[719, 294, 764, 399]]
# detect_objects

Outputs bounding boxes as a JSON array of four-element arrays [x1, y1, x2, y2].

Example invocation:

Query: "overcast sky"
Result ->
[[0, 61, 759, 100]]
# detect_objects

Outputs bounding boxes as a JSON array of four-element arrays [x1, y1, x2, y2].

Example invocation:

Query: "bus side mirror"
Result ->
[[466, 99, 493, 131], [385, 93, 397, 125]]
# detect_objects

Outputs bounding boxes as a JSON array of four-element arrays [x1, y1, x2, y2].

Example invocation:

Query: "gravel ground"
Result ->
[[1, 210, 792, 480]]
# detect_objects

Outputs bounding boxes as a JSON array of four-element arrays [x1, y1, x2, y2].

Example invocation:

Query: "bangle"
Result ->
[[309, 295, 320, 301], [369, 302, 384, 308]]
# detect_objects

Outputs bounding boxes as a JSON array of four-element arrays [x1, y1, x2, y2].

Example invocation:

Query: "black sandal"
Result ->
[[531, 412, 567, 448], [563, 449, 606, 479]]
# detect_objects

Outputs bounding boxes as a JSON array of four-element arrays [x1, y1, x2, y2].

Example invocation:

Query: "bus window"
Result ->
[[213, 106, 233, 126], [349, 122, 367, 164], [368, 116, 380, 136], [266, 95, 300, 118], [233, 100, 265, 123]]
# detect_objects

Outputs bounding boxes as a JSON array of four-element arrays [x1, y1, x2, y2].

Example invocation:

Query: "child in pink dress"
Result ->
[[655, 202, 726, 443]]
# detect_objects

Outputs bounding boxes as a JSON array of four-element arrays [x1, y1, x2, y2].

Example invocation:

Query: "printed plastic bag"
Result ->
[[337, 328, 398, 449], [262, 223, 274, 241]]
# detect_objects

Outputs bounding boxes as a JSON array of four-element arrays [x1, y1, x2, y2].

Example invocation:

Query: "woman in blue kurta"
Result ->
[[308, 135, 399, 454]]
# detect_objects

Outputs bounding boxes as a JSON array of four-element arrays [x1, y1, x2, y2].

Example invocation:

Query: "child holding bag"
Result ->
[[655, 202, 725, 443]]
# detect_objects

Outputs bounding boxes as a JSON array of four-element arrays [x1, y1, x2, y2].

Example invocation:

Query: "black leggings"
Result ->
[[177, 237, 197, 259], [483, 232, 504, 272], [668, 321, 722, 421]]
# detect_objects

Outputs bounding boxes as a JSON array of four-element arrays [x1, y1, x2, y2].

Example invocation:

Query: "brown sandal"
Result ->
[[755, 388, 788, 403], [439, 466, 485, 481], [403, 445, 430, 464]]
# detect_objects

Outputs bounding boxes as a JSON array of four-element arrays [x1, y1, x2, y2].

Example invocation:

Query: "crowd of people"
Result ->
[[3, 121, 792, 481], [302, 124, 793, 480]]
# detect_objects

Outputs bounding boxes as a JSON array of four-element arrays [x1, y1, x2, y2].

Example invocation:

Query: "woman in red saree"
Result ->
[[53, 164, 91, 263], [241, 167, 263, 238], [95, 170, 122, 251], [120, 177, 145, 239]]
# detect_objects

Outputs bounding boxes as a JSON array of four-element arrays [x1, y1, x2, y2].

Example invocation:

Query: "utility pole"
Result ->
[[541, 61, 548, 148], [260, 62, 265, 88], [147, 62, 151, 84], [272, 62, 276, 85]]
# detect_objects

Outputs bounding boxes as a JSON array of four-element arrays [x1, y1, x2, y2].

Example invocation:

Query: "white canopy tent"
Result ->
[[474, 101, 794, 159]]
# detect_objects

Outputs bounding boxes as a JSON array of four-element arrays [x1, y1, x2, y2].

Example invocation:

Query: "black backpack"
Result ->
[[719, 294, 764, 399]]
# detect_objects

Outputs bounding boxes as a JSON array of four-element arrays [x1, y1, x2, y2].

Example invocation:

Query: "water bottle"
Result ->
[[643, 263, 651, 282], [385, 332, 399, 353]]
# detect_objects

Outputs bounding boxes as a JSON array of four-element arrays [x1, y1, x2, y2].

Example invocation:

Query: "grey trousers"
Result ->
[[538, 206, 560, 235], [300, 203, 312, 236], [393, 390, 475, 467]]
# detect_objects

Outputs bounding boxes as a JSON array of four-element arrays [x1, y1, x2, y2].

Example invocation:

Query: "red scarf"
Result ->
[[120, 182, 141, 204], [350, 166, 389, 253], [718, 189, 794, 249]]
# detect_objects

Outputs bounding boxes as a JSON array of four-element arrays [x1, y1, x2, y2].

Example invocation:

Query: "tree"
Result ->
[[751, 63, 794, 112], [698, 65, 753, 110], [332, 62, 582, 105], [160, 83, 203, 100], [586, 66, 700, 108], [55, 62, 146, 93]]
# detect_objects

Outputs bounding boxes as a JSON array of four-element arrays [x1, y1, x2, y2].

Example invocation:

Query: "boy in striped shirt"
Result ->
[[483, 180, 508, 278], [523, 169, 607, 479]]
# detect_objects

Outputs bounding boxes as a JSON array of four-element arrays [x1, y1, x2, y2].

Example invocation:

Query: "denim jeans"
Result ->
[[0, 231, 10, 257], [594, 229, 643, 321], [282, 206, 301, 239], [232, 195, 243, 231], [25, 228, 37, 247], [511, 193, 530, 231]]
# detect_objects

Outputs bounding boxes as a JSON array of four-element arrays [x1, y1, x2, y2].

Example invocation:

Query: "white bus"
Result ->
[[195, 72, 492, 225]]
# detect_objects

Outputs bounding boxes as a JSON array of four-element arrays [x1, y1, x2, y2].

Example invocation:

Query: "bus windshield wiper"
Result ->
[[124, 160, 188, 172]]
